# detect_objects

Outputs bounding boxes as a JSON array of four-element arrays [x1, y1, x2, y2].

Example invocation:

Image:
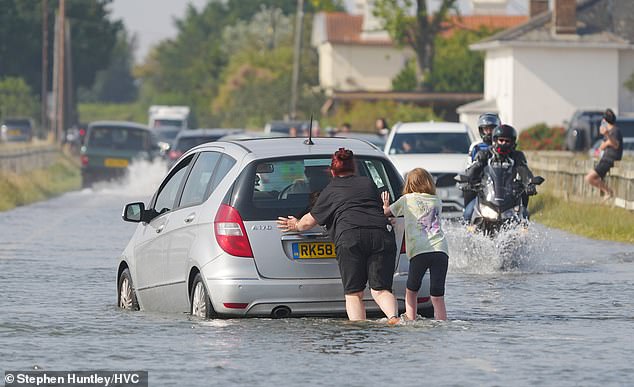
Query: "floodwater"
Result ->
[[1, 162, 633, 386]]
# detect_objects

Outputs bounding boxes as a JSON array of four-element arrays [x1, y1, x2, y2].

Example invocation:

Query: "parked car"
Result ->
[[589, 137, 634, 159], [564, 109, 604, 151], [384, 121, 475, 218], [80, 121, 161, 187], [0, 117, 34, 142], [588, 117, 634, 159], [167, 128, 244, 166], [118, 137, 433, 318]]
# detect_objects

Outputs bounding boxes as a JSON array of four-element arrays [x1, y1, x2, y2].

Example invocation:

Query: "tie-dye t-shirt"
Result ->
[[389, 193, 448, 259]]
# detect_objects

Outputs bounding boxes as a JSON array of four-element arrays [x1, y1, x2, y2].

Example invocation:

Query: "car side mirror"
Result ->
[[530, 176, 545, 185], [123, 202, 146, 223]]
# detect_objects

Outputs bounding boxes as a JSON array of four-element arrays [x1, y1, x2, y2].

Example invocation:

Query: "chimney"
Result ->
[[554, 0, 577, 34], [529, 0, 548, 18]]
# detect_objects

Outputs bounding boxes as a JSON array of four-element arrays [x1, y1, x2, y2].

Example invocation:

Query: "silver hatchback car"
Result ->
[[118, 137, 433, 318]]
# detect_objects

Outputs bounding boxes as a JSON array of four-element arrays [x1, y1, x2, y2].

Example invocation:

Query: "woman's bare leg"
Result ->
[[345, 291, 366, 321]]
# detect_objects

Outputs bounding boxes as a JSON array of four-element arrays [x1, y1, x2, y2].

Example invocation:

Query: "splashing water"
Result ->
[[80, 159, 169, 202], [444, 219, 550, 274]]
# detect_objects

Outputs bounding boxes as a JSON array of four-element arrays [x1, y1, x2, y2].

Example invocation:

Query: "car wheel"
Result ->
[[118, 268, 139, 311], [190, 273, 216, 319]]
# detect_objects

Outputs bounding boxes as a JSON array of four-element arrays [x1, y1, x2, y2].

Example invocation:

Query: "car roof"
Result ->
[[88, 120, 150, 131], [176, 128, 244, 138], [189, 137, 387, 160], [393, 121, 469, 133]]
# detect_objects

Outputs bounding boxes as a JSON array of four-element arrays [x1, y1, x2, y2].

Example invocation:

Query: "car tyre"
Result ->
[[118, 268, 139, 311], [190, 273, 216, 319]]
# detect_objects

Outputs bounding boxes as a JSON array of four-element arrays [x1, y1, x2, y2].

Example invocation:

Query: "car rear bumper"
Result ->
[[204, 274, 431, 317]]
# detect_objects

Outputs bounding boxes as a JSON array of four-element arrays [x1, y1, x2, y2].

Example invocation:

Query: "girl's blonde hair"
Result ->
[[403, 168, 436, 195]]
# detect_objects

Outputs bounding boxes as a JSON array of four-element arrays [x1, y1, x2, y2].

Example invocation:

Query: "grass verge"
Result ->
[[0, 153, 80, 211], [529, 192, 634, 243]]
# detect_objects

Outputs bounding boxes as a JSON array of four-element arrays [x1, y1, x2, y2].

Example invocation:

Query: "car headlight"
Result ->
[[479, 203, 498, 220]]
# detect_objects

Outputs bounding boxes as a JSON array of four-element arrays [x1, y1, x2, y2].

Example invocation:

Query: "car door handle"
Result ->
[[156, 225, 164, 233], [184, 214, 196, 223]]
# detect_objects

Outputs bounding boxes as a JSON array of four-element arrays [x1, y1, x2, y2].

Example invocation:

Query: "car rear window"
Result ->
[[3, 120, 32, 129], [174, 136, 222, 152], [389, 132, 470, 154], [229, 156, 403, 221], [87, 126, 149, 150]]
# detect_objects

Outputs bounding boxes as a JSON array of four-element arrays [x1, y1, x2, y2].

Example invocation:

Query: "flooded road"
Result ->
[[1, 168, 633, 386]]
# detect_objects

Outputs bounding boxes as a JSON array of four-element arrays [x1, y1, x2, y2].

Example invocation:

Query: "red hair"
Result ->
[[330, 147, 355, 175]]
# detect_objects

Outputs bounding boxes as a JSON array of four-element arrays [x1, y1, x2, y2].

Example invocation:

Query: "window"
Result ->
[[180, 152, 221, 208], [232, 156, 402, 221], [208, 155, 236, 195], [154, 157, 192, 214], [389, 132, 470, 154]]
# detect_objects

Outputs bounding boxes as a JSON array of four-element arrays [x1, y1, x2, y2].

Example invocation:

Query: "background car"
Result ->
[[118, 137, 433, 319], [264, 120, 319, 136], [384, 121, 475, 218], [333, 132, 386, 150], [588, 117, 634, 159], [167, 128, 244, 166], [80, 121, 161, 187], [564, 109, 604, 151], [1, 117, 34, 142], [152, 126, 182, 149]]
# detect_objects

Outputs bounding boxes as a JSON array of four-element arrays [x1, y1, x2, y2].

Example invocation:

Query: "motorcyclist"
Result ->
[[469, 113, 500, 162], [462, 113, 500, 221], [463, 124, 536, 221]]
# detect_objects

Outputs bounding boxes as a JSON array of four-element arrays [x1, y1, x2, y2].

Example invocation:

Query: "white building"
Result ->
[[458, 0, 634, 132], [312, 0, 527, 95]]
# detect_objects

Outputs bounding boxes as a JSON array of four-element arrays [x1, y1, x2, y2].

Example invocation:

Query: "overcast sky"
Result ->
[[109, 0, 529, 64]]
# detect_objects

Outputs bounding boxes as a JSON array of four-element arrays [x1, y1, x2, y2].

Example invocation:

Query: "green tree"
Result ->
[[392, 59, 418, 91], [138, 1, 330, 127], [427, 27, 494, 92], [80, 29, 137, 103], [0, 0, 123, 98], [373, 0, 459, 87], [211, 7, 323, 128], [0, 77, 38, 119]]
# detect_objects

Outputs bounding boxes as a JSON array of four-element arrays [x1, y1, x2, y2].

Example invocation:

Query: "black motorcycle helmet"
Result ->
[[492, 124, 517, 156], [477, 113, 500, 145]]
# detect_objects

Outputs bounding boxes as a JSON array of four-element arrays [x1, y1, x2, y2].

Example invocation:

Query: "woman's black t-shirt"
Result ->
[[310, 175, 390, 243]]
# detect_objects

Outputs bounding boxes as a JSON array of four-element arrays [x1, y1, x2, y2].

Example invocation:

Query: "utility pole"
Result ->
[[290, 0, 304, 120], [56, 0, 65, 143], [41, 0, 48, 140]]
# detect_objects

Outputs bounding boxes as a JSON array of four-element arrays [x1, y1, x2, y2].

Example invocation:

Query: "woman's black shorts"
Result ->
[[594, 158, 614, 179], [335, 227, 396, 294], [406, 251, 449, 297]]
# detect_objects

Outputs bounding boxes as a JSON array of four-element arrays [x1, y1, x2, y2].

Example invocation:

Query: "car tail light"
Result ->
[[80, 155, 88, 166], [214, 204, 253, 258], [223, 303, 248, 309], [400, 235, 406, 254], [169, 150, 182, 160], [417, 297, 430, 304]]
